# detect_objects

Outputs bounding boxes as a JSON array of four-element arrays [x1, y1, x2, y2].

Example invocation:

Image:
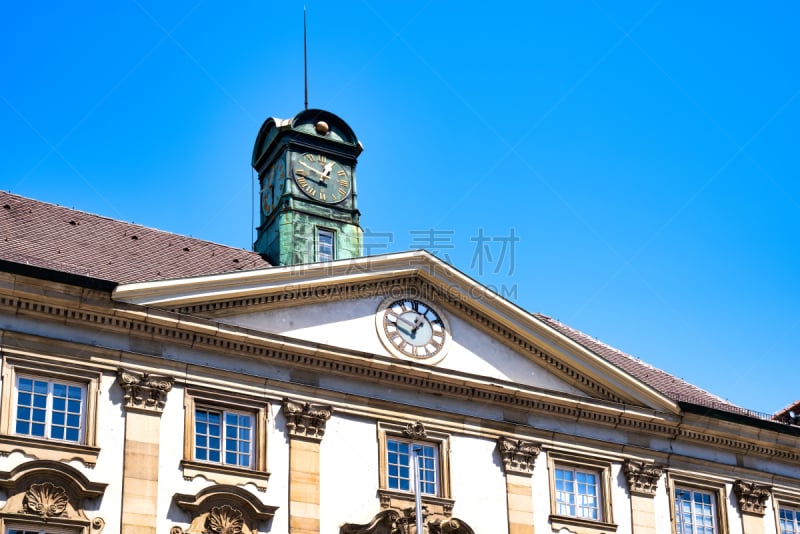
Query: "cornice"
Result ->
[[2, 288, 800, 466]]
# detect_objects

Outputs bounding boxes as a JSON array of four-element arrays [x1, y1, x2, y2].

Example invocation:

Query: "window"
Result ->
[[377, 422, 453, 517], [555, 466, 601, 520], [780, 506, 800, 534], [195, 407, 253, 468], [675, 487, 716, 534], [14, 377, 85, 443], [318, 228, 334, 262], [667, 474, 727, 534], [386, 438, 438, 495], [0, 353, 100, 466], [6, 528, 79, 534], [181, 387, 270, 491], [547, 452, 615, 534]]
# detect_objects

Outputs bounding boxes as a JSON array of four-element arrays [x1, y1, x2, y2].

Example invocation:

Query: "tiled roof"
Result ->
[[534, 313, 767, 417], [0, 191, 270, 284]]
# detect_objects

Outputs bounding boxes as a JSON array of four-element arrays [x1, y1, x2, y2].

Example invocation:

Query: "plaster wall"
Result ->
[[222, 297, 586, 396]]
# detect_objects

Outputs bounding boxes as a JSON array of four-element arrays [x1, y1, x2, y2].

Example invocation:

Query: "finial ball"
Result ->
[[315, 121, 329, 135]]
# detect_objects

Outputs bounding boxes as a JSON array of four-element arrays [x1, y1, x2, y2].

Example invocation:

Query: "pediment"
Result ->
[[112, 251, 679, 414]]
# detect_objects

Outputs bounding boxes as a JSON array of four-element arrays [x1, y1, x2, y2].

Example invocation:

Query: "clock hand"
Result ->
[[298, 160, 328, 181], [320, 161, 335, 182]]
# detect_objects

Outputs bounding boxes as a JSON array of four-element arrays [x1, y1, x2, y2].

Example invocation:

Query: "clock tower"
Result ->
[[252, 109, 363, 266]]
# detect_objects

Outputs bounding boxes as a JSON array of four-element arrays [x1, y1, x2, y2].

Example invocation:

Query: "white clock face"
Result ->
[[376, 296, 451, 364]]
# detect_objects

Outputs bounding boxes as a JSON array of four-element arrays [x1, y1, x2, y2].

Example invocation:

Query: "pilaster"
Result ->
[[117, 368, 175, 534], [733, 480, 771, 534], [497, 437, 540, 534], [283, 398, 333, 534], [623, 460, 663, 534]]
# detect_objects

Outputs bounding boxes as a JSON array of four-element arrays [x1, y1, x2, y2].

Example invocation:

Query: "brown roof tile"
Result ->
[[0, 191, 270, 284], [534, 313, 770, 418]]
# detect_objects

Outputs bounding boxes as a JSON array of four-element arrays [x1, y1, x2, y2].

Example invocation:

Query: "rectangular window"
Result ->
[[6, 526, 80, 534], [386, 438, 438, 495], [194, 407, 253, 468], [14, 376, 85, 443], [555, 466, 601, 520], [318, 228, 334, 262], [675, 487, 717, 534], [780, 506, 800, 534]]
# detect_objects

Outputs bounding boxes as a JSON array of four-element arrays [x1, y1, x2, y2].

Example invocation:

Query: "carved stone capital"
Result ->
[[117, 368, 174, 412], [733, 480, 771, 516], [623, 460, 663, 496], [282, 398, 333, 440], [497, 437, 541, 476], [403, 422, 427, 439]]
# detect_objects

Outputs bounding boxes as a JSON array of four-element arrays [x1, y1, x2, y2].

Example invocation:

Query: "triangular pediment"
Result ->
[[112, 251, 679, 414]]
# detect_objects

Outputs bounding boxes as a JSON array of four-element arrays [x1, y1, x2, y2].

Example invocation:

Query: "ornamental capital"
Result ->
[[497, 437, 541, 476], [282, 398, 333, 440], [622, 460, 663, 496], [117, 368, 174, 413], [733, 480, 771, 516]]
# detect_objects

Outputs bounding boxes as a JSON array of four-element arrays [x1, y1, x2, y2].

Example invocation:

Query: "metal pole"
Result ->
[[412, 447, 424, 534]]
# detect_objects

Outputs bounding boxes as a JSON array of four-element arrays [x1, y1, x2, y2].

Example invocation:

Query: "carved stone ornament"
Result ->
[[497, 437, 541, 476], [622, 460, 663, 496], [205, 505, 245, 534], [403, 422, 427, 439], [22, 482, 69, 517], [282, 398, 333, 440], [117, 368, 174, 412], [733, 480, 772, 516], [340, 508, 475, 534]]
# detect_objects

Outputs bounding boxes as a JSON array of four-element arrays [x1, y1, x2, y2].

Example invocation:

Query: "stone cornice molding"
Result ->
[[623, 460, 663, 496], [117, 368, 174, 413], [733, 480, 772, 516], [282, 398, 333, 441], [4, 294, 800, 464], [497, 437, 541, 476]]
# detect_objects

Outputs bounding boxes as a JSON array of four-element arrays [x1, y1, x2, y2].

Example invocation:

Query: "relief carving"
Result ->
[[205, 505, 245, 534], [622, 460, 663, 496], [117, 368, 174, 412], [733, 480, 771, 516], [22, 482, 69, 517], [282, 398, 333, 440], [403, 422, 427, 439], [497, 437, 541, 476], [340, 508, 474, 534]]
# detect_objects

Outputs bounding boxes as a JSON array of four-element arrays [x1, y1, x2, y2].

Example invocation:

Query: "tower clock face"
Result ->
[[291, 152, 351, 204], [375, 296, 451, 364], [261, 158, 285, 215]]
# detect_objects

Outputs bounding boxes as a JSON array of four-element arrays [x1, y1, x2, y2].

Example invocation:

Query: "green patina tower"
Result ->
[[252, 109, 363, 266]]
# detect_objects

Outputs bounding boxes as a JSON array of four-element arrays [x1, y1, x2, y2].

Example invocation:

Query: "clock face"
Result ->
[[261, 158, 285, 215], [376, 296, 451, 363], [291, 152, 351, 204]]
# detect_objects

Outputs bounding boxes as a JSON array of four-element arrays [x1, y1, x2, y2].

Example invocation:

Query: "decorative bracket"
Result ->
[[733, 480, 771, 516], [497, 437, 541, 476], [117, 368, 174, 413], [622, 460, 663, 496], [282, 398, 333, 440]]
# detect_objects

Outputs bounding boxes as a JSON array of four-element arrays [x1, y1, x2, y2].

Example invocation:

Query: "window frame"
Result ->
[[193, 405, 255, 468], [547, 451, 617, 534], [181, 387, 270, 490], [4, 525, 82, 534], [377, 421, 453, 517], [317, 227, 335, 262], [13, 375, 86, 444], [773, 492, 800, 534], [0, 355, 100, 466], [667, 473, 729, 534]]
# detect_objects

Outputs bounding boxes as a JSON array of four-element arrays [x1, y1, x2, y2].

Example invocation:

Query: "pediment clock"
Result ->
[[252, 109, 363, 266]]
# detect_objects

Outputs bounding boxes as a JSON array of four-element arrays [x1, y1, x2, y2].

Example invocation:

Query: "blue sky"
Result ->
[[2, 2, 798, 415]]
